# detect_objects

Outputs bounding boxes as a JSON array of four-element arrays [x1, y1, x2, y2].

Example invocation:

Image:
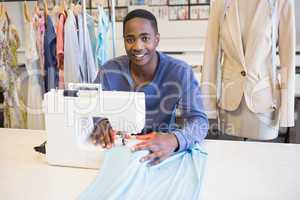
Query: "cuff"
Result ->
[[173, 130, 188, 152]]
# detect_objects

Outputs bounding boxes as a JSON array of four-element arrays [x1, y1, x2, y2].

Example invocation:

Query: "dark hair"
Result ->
[[123, 9, 158, 36]]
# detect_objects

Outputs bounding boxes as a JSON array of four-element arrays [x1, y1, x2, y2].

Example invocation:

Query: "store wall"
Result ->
[[113, 20, 207, 65]]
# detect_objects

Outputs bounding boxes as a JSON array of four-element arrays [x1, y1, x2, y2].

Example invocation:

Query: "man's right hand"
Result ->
[[91, 119, 116, 149]]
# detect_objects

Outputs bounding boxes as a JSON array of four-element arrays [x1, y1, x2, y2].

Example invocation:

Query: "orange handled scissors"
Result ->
[[134, 132, 156, 140]]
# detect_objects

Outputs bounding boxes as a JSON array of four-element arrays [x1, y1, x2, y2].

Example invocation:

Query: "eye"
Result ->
[[141, 36, 150, 42], [126, 37, 135, 44]]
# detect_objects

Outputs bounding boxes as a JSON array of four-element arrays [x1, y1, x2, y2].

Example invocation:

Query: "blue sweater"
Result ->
[[94, 52, 208, 151]]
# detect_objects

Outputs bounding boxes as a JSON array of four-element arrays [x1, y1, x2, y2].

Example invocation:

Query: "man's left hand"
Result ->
[[132, 132, 179, 166]]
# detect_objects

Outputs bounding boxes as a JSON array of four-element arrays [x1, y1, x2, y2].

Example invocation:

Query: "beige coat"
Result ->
[[202, 0, 295, 127]]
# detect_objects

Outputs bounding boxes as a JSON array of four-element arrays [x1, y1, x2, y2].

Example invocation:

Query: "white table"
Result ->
[[0, 128, 300, 200]]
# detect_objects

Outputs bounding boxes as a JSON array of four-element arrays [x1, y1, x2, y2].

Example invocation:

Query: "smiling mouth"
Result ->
[[132, 54, 146, 60]]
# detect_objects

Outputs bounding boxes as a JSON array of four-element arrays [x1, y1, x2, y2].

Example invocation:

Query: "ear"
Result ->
[[155, 33, 160, 46]]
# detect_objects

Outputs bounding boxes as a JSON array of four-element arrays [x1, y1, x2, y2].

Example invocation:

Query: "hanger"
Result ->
[[23, 0, 31, 23], [67, 0, 72, 10], [60, 0, 66, 12], [44, 0, 49, 17], [0, 4, 2, 19], [0, 2, 5, 20], [36, 0, 48, 15], [32, 2, 40, 29], [4, 7, 10, 26], [36, 0, 48, 25], [0, 2, 10, 25], [34, 1, 39, 14], [50, 0, 56, 9], [73, 0, 82, 16], [51, 0, 59, 17]]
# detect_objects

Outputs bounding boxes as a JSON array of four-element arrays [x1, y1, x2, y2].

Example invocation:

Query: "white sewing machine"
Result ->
[[43, 83, 145, 169]]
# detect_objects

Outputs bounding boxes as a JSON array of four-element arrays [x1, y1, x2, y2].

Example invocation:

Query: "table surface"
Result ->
[[1, 128, 300, 200]]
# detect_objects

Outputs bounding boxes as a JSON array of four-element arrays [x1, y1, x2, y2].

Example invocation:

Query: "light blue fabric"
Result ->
[[64, 9, 81, 84], [87, 14, 97, 62], [78, 13, 98, 83], [96, 6, 110, 67], [77, 144, 207, 200]]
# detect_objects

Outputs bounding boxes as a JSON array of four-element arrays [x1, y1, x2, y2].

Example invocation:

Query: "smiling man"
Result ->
[[92, 9, 208, 166]]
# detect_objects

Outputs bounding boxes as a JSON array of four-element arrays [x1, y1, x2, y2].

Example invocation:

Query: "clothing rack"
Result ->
[[1, 0, 117, 58]]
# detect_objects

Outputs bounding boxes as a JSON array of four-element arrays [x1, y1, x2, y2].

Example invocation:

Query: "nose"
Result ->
[[132, 38, 144, 51]]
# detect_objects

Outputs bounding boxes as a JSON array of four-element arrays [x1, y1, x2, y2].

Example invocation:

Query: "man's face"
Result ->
[[124, 17, 160, 67]]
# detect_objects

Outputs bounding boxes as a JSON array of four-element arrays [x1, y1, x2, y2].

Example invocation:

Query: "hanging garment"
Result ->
[[0, 16, 26, 128], [64, 9, 81, 85], [202, 0, 295, 139], [77, 142, 207, 200], [24, 18, 45, 130], [44, 15, 58, 92], [96, 6, 110, 67], [78, 12, 97, 83], [34, 13, 46, 77], [56, 11, 67, 89], [86, 13, 97, 63]]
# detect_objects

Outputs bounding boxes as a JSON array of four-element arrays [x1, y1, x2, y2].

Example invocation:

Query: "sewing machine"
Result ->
[[43, 83, 145, 169]]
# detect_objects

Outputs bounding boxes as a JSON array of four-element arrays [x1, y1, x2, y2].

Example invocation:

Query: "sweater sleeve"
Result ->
[[172, 67, 209, 152]]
